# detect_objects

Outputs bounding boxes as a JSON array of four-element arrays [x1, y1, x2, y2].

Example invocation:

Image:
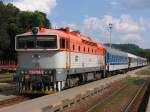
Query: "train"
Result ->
[[15, 27, 147, 94]]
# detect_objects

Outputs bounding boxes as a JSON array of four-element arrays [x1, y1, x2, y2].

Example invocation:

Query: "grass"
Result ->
[[89, 78, 142, 112], [135, 67, 150, 75], [0, 72, 14, 82], [0, 83, 16, 90], [126, 77, 138, 84], [0, 73, 16, 90]]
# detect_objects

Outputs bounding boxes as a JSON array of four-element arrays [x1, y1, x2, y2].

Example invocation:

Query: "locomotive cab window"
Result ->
[[78, 45, 80, 52], [83, 47, 85, 52], [66, 39, 69, 49], [37, 36, 57, 49], [17, 37, 34, 49], [60, 38, 65, 49], [72, 44, 75, 51], [16, 35, 57, 49], [95, 50, 97, 54]]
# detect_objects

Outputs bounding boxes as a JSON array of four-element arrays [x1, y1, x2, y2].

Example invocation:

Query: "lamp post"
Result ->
[[108, 23, 112, 48]]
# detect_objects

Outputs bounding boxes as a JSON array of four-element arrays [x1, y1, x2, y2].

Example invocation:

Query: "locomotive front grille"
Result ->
[[16, 69, 55, 94]]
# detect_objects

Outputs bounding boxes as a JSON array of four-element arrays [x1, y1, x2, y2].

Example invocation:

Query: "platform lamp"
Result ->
[[108, 23, 113, 48]]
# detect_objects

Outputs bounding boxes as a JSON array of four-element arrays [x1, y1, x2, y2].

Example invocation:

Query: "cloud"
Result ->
[[12, 0, 57, 14], [83, 17, 101, 31], [115, 15, 145, 34], [82, 15, 146, 44], [84, 15, 145, 34]]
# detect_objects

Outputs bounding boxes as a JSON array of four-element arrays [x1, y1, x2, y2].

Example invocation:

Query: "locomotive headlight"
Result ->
[[57, 71, 62, 74], [25, 75, 30, 79], [24, 71, 28, 74], [21, 71, 24, 74], [48, 70, 52, 74], [32, 27, 38, 35], [20, 70, 28, 74]]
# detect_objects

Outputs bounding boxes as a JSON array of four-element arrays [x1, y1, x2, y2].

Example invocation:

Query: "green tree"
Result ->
[[16, 11, 51, 33], [0, 1, 51, 60]]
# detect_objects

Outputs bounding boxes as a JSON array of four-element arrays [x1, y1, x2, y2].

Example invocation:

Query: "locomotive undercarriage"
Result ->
[[16, 69, 104, 94], [65, 71, 104, 88], [16, 70, 56, 94]]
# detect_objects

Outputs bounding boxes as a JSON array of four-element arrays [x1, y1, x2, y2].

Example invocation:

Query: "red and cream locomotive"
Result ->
[[15, 27, 105, 94]]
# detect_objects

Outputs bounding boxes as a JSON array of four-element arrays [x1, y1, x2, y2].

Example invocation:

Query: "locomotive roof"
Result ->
[[17, 28, 91, 41], [16, 27, 105, 49]]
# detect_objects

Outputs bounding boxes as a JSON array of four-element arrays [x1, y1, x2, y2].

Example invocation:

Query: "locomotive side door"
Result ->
[[66, 38, 70, 70]]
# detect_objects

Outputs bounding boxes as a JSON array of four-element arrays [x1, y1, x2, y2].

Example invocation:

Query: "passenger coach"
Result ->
[[105, 48, 128, 73]]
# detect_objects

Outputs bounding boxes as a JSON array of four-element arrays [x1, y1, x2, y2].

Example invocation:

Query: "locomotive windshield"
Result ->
[[16, 35, 57, 49]]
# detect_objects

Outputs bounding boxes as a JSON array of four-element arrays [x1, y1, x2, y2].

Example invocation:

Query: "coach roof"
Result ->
[[106, 47, 128, 57]]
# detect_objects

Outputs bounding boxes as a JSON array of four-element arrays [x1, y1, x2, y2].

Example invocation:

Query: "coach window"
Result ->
[[60, 38, 65, 49], [117, 56, 119, 63], [116, 56, 118, 63], [110, 55, 112, 62], [110, 55, 113, 62], [118, 56, 120, 62]]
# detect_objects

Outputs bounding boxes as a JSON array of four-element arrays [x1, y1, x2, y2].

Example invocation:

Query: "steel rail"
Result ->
[[123, 82, 146, 112]]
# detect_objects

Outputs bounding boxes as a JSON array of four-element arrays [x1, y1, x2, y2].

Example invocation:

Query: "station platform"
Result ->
[[146, 96, 150, 112], [0, 74, 128, 112]]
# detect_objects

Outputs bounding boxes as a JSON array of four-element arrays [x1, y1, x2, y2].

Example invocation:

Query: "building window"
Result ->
[[92, 49, 93, 53], [60, 38, 65, 49], [88, 48, 89, 53]]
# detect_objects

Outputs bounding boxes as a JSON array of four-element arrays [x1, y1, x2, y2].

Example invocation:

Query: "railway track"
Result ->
[[123, 81, 147, 112], [86, 77, 148, 112], [0, 96, 30, 108]]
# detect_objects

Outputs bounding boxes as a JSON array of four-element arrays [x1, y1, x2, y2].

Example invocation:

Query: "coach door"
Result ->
[[128, 57, 131, 69]]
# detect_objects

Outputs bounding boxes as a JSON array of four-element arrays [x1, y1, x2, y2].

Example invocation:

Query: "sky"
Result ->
[[5, 0, 150, 48]]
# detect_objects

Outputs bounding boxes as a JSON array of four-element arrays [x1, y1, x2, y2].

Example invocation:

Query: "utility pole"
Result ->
[[108, 23, 113, 48]]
